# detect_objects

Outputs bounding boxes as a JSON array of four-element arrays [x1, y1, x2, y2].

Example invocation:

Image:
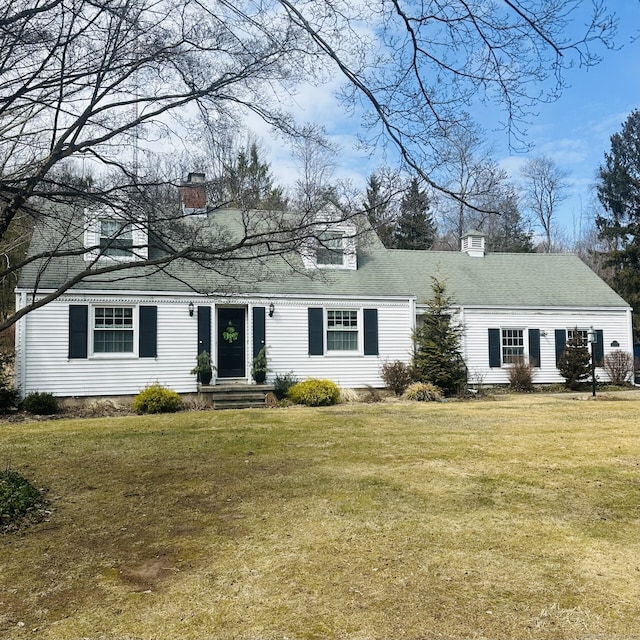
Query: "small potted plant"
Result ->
[[251, 346, 269, 384], [191, 350, 214, 385]]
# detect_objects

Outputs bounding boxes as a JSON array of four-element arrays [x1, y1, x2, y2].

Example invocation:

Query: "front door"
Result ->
[[217, 307, 246, 378]]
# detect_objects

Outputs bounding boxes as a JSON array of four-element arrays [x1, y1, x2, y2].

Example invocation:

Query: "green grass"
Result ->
[[1, 394, 638, 639]]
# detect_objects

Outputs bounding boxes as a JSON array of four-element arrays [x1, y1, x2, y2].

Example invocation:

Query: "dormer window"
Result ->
[[317, 231, 345, 266], [100, 219, 133, 257], [84, 206, 148, 262]]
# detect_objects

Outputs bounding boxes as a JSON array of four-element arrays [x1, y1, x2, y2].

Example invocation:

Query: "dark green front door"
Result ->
[[217, 307, 246, 378]]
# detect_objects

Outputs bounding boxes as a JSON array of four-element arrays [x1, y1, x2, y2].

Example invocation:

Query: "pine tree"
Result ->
[[393, 178, 436, 250], [363, 173, 395, 248], [225, 142, 286, 210], [412, 278, 466, 396], [557, 332, 591, 390], [596, 109, 640, 340]]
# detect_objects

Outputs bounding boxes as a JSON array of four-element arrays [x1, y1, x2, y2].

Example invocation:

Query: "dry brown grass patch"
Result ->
[[0, 394, 638, 639]]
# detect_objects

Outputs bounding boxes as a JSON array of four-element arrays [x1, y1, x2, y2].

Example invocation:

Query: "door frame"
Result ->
[[215, 305, 248, 379]]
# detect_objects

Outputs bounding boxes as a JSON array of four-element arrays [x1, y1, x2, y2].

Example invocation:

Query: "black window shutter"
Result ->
[[139, 306, 157, 358], [555, 329, 566, 365], [69, 305, 88, 359], [363, 309, 379, 356], [528, 329, 540, 368], [594, 329, 604, 365], [308, 308, 323, 355], [488, 328, 501, 368], [253, 306, 266, 358], [197, 306, 211, 355]]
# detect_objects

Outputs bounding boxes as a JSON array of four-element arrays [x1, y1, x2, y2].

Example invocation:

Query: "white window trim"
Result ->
[[301, 220, 358, 271], [501, 327, 525, 365], [325, 308, 362, 355], [316, 231, 346, 268], [84, 208, 149, 262], [90, 305, 139, 358]]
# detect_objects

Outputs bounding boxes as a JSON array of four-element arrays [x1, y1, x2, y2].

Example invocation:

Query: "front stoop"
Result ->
[[198, 383, 275, 410]]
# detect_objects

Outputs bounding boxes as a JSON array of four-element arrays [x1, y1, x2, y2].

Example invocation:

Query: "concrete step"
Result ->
[[199, 384, 275, 410]]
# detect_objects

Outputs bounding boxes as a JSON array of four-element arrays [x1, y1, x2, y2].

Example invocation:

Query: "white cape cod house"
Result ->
[[14, 201, 633, 398]]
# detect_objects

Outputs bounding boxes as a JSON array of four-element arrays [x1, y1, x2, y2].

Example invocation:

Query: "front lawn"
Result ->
[[1, 394, 638, 639]]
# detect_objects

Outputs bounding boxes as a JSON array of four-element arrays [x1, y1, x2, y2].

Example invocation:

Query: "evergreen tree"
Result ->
[[484, 186, 535, 252], [557, 331, 591, 390], [363, 172, 396, 248], [225, 142, 286, 210], [412, 278, 466, 396], [596, 109, 640, 340], [393, 178, 436, 250]]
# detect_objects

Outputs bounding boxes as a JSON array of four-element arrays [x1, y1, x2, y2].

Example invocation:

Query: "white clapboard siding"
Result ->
[[17, 294, 415, 397], [462, 307, 633, 385], [19, 297, 199, 397], [263, 300, 414, 388]]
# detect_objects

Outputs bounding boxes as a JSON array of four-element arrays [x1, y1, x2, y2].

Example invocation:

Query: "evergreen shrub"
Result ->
[[287, 378, 340, 407], [132, 384, 184, 414], [273, 371, 299, 400], [0, 469, 45, 530], [403, 381, 442, 402], [558, 332, 591, 390], [22, 391, 59, 415]]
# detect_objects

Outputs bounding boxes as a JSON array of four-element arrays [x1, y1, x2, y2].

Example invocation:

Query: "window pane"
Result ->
[[327, 309, 358, 351], [94, 307, 134, 353], [568, 329, 588, 344], [327, 331, 358, 351], [317, 233, 344, 265], [502, 328, 524, 364], [100, 219, 133, 256]]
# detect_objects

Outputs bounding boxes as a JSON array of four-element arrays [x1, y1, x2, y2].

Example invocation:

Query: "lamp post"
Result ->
[[587, 326, 596, 398]]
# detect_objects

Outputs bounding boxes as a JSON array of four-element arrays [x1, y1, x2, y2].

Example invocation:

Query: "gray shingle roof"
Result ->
[[390, 250, 629, 308], [18, 207, 629, 308]]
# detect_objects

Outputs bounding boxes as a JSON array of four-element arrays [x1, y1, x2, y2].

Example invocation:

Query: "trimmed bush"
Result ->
[[132, 384, 184, 414], [403, 381, 442, 402], [22, 391, 59, 415], [380, 360, 413, 396], [0, 469, 45, 530], [287, 378, 340, 407], [273, 371, 300, 400], [507, 357, 536, 391]]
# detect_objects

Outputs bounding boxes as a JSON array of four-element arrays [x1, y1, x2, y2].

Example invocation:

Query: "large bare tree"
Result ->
[[0, 0, 617, 330], [521, 156, 570, 252]]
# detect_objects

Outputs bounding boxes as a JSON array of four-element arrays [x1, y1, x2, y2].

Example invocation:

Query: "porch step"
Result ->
[[199, 383, 275, 410]]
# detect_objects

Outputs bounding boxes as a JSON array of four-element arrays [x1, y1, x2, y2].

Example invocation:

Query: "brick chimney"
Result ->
[[180, 172, 206, 214]]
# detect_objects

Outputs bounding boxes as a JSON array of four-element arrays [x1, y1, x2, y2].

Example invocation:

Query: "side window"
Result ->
[[327, 310, 358, 351], [501, 328, 524, 363], [93, 307, 134, 353]]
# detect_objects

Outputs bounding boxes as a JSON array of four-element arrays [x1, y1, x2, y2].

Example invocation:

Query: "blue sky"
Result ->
[[256, 3, 639, 244], [485, 2, 640, 243]]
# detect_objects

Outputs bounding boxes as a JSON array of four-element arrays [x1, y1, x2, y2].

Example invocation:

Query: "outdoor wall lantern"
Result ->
[[268, 302, 275, 318], [188, 301, 194, 317]]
